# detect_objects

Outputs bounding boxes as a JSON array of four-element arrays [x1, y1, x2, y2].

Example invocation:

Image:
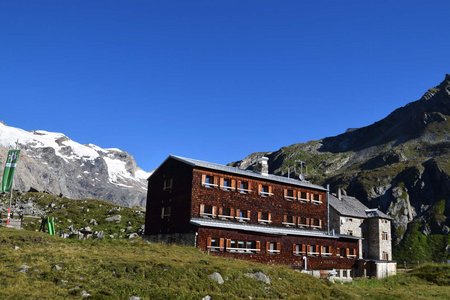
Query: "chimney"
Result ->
[[337, 188, 342, 200], [258, 157, 269, 176]]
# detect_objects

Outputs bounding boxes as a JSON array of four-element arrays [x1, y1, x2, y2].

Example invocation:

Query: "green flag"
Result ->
[[1, 149, 20, 193]]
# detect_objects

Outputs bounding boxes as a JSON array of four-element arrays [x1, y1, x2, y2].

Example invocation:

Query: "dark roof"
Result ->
[[167, 155, 327, 191], [190, 218, 337, 239], [329, 194, 391, 220]]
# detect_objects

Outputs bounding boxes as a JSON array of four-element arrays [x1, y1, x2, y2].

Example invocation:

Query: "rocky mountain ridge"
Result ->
[[233, 75, 450, 260], [0, 122, 149, 207]]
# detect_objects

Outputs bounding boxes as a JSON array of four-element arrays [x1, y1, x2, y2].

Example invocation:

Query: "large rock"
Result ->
[[245, 272, 271, 284], [105, 215, 122, 223], [208, 272, 224, 285]]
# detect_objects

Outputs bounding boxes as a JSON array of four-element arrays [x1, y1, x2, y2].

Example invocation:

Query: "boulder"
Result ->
[[208, 272, 224, 285], [105, 215, 121, 223], [245, 272, 271, 285]]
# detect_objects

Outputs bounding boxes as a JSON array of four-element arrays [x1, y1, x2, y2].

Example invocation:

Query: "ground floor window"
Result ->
[[267, 241, 281, 254], [226, 239, 260, 254], [293, 244, 306, 256]]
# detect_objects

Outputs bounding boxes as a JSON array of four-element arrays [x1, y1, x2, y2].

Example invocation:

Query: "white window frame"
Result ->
[[220, 178, 234, 191], [299, 192, 309, 203], [311, 194, 322, 204], [267, 242, 280, 254], [202, 175, 218, 188]]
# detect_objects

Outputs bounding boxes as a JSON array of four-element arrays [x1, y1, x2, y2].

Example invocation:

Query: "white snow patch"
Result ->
[[0, 123, 99, 162]]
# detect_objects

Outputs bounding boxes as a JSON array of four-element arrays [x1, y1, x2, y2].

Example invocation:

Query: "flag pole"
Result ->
[[6, 140, 19, 226]]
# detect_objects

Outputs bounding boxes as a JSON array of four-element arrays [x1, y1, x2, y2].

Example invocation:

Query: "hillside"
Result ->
[[232, 75, 450, 263], [0, 123, 149, 207], [0, 229, 449, 299]]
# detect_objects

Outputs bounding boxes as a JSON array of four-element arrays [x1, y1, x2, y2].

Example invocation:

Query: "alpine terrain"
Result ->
[[0, 122, 149, 207], [233, 74, 450, 263]]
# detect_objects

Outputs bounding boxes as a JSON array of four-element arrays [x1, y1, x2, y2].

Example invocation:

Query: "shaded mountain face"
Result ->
[[0, 123, 149, 207], [233, 75, 450, 251]]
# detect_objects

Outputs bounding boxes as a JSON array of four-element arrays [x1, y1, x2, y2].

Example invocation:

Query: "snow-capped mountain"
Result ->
[[0, 122, 150, 207]]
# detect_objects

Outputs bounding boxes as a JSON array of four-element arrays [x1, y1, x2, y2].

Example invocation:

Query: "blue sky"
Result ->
[[1, 1, 449, 171]]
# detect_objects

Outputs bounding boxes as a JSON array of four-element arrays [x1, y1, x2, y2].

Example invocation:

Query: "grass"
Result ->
[[0, 228, 449, 300], [1, 192, 145, 239], [0, 228, 351, 300], [0, 192, 449, 299]]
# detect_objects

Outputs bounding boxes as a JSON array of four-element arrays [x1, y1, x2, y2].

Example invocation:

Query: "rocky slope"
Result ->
[[0, 123, 149, 207], [233, 75, 450, 259]]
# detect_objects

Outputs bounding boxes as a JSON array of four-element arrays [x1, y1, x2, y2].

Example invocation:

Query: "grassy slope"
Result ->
[[0, 228, 449, 300]]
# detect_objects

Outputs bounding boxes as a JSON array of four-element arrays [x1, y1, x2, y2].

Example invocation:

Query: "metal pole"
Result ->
[[326, 184, 330, 235]]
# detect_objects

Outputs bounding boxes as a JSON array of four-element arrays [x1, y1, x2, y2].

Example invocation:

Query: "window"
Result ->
[[347, 248, 357, 258], [161, 206, 171, 219], [200, 204, 216, 218], [311, 193, 322, 204], [220, 178, 235, 191], [207, 237, 224, 251], [267, 242, 281, 254], [218, 207, 234, 220], [348, 218, 353, 222], [282, 214, 296, 227], [348, 230, 353, 236], [163, 178, 173, 191], [202, 175, 218, 188], [236, 209, 251, 222], [299, 191, 309, 202], [259, 184, 273, 197], [226, 239, 260, 253], [340, 248, 346, 257], [293, 244, 306, 256], [308, 245, 319, 256], [382, 251, 389, 260], [321, 245, 332, 256], [382, 231, 388, 240], [310, 218, 322, 229], [238, 181, 251, 194], [284, 189, 296, 201], [258, 212, 272, 224], [298, 217, 309, 228]]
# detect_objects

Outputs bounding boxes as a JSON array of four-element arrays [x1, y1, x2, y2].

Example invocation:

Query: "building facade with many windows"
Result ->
[[145, 155, 366, 277]]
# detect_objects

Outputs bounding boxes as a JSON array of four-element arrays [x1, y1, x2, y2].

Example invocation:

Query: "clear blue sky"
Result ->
[[1, 1, 449, 171]]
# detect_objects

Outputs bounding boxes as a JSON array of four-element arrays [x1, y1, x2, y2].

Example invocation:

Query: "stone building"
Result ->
[[144, 155, 394, 279], [329, 192, 397, 278]]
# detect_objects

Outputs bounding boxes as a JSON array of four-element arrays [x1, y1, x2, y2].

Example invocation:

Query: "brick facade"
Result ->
[[145, 155, 360, 273], [197, 227, 357, 269]]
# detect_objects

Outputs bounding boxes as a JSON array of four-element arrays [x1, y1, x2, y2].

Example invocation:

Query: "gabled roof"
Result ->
[[168, 155, 327, 191], [329, 194, 391, 220]]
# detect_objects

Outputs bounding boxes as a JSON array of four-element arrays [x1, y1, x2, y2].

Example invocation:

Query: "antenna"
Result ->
[[295, 160, 307, 181]]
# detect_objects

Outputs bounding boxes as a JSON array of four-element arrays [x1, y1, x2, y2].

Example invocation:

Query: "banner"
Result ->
[[1, 149, 20, 193]]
